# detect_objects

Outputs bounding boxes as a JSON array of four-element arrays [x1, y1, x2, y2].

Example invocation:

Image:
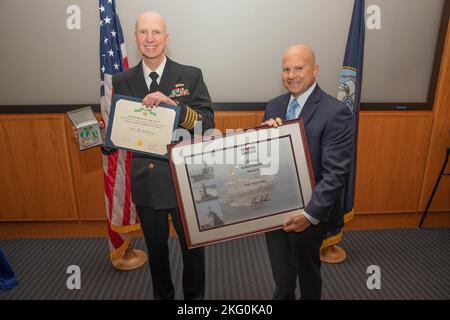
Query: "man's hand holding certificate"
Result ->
[[104, 94, 181, 158]]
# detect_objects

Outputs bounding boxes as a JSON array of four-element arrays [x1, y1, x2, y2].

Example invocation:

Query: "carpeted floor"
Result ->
[[1, 228, 449, 300]]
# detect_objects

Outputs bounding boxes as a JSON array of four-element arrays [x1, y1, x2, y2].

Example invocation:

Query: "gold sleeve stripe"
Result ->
[[180, 106, 198, 129], [180, 107, 191, 128], [186, 108, 198, 129]]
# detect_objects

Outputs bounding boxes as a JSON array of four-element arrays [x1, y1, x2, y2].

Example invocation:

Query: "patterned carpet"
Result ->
[[1, 228, 449, 300]]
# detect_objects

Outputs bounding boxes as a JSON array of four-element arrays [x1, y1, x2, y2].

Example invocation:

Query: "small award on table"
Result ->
[[66, 106, 102, 151]]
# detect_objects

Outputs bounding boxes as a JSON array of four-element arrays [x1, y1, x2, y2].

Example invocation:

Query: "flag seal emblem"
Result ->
[[337, 66, 357, 110]]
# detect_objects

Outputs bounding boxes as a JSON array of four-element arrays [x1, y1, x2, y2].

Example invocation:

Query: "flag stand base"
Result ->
[[112, 248, 148, 271], [320, 245, 347, 264]]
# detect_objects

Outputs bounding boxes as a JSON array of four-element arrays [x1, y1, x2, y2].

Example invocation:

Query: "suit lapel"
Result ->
[[300, 85, 321, 125], [159, 58, 181, 97], [127, 61, 150, 98], [279, 94, 291, 120]]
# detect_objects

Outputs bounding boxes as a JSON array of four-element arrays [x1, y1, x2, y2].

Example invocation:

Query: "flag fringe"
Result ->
[[110, 222, 141, 234], [110, 234, 132, 261], [344, 209, 354, 223], [321, 209, 355, 249], [321, 231, 343, 249]]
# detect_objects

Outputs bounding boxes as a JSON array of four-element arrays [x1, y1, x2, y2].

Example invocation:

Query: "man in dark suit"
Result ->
[[111, 11, 214, 300], [262, 45, 354, 300]]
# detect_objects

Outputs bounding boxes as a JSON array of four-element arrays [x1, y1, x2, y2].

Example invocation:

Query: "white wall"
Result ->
[[0, 0, 443, 105]]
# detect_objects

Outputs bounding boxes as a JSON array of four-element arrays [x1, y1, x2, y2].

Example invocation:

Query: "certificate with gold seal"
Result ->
[[104, 94, 181, 158]]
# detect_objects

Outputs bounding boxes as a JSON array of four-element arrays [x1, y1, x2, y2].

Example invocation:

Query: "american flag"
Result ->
[[99, 0, 140, 260]]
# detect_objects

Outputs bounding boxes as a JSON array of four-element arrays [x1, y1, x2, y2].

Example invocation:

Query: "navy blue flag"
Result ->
[[0, 249, 18, 290], [322, 0, 365, 249]]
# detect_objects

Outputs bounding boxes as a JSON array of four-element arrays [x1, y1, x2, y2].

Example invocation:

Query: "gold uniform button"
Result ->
[[148, 163, 155, 169]]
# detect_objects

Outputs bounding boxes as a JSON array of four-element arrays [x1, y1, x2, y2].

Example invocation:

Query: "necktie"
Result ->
[[286, 98, 300, 120], [149, 72, 159, 92]]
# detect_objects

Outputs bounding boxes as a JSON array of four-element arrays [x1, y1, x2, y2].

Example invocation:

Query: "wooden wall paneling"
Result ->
[[355, 112, 433, 214], [214, 111, 265, 132], [346, 211, 450, 230], [0, 114, 78, 221], [0, 221, 109, 238], [1, 212, 447, 239], [0, 106, 447, 229], [418, 19, 450, 213], [66, 111, 265, 221], [64, 116, 106, 220]]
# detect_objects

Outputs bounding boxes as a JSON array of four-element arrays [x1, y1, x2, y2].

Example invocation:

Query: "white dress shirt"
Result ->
[[142, 56, 167, 89], [287, 82, 317, 118]]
